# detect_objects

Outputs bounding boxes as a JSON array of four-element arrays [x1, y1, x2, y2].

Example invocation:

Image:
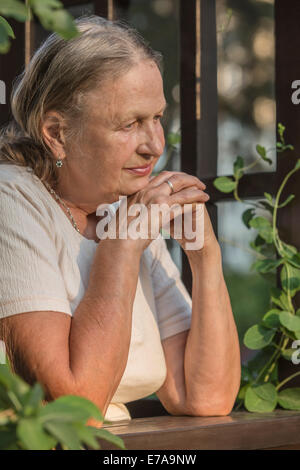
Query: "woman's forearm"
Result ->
[[67, 239, 143, 415], [183, 243, 241, 415]]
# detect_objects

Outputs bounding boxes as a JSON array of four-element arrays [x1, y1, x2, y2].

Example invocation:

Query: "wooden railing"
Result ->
[[99, 401, 300, 450]]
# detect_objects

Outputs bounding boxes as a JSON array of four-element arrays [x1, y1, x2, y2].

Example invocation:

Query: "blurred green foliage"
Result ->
[[224, 269, 272, 342]]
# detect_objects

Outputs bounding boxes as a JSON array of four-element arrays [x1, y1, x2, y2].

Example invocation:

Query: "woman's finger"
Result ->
[[148, 171, 206, 192]]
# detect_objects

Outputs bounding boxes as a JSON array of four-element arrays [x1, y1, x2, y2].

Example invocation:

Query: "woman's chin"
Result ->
[[120, 179, 151, 196]]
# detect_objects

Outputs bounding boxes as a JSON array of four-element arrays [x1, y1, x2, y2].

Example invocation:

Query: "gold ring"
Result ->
[[165, 179, 175, 194]]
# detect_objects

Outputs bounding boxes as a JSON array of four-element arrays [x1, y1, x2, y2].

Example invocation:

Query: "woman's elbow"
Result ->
[[184, 398, 234, 417]]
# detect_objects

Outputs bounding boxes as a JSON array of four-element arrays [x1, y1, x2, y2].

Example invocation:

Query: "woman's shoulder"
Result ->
[[0, 162, 34, 184], [0, 163, 44, 200], [0, 163, 54, 221]]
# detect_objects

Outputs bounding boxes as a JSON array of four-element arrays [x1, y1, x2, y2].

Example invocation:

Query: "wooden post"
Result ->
[[180, 0, 218, 295], [275, 0, 300, 388]]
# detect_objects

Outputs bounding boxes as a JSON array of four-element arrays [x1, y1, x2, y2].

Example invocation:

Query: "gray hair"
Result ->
[[0, 15, 163, 187]]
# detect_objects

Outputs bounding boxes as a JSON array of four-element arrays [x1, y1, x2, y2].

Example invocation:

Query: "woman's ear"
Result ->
[[41, 111, 67, 162]]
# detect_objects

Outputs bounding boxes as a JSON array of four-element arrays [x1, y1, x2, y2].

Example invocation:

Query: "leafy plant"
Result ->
[[214, 123, 300, 412], [0, 0, 79, 53], [0, 357, 125, 450]]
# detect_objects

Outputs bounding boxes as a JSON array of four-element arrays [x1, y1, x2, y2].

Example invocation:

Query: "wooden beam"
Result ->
[[100, 410, 300, 450]]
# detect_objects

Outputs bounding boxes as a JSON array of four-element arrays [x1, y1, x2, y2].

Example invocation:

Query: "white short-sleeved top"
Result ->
[[0, 163, 192, 422]]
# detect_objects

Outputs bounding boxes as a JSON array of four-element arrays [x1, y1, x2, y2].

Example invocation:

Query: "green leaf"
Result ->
[[287, 253, 300, 269], [0, 15, 14, 38], [30, 0, 79, 39], [256, 144, 266, 158], [242, 208, 255, 229], [71, 423, 101, 450], [39, 395, 104, 424], [278, 388, 300, 410], [264, 192, 273, 204], [17, 418, 57, 450], [0, 426, 18, 450], [262, 309, 281, 329], [233, 156, 244, 179], [259, 244, 277, 259], [254, 383, 277, 402], [94, 428, 126, 450], [44, 421, 82, 450], [0, 386, 12, 410], [244, 324, 276, 350], [167, 132, 181, 146], [29, 0, 62, 7], [280, 242, 298, 260], [249, 216, 271, 230], [279, 311, 300, 332], [277, 194, 295, 208], [0, 0, 29, 21], [237, 384, 250, 401], [245, 383, 277, 412], [251, 258, 282, 274], [0, 364, 30, 407], [270, 287, 290, 310], [256, 144, 272, 165], [249, 234, 266, 253], [249, 217, 273, 243], [280, 263, 300, 296], [23, 383, 44, 417], [0, 18, 10, 53], [213, 176, 237, 193]]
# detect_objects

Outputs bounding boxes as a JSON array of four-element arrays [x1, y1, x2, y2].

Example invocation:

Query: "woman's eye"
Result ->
[[124, 121, 136, 130]]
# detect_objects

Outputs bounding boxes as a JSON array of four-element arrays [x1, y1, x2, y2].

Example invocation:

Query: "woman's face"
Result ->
[[62, 60, 166, 211]]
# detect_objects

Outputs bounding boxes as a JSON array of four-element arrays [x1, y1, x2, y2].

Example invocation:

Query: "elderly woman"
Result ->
[[0, 16, 240, 424]]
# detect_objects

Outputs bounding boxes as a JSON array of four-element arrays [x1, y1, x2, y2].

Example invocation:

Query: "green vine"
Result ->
[[214, 123, 300, 412]]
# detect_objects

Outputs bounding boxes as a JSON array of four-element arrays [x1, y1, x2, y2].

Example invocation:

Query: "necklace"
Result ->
[[44, 182, 81, 234]]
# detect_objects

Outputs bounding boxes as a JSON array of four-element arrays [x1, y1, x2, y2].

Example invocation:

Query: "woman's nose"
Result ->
[[139, 124, 165, 157]]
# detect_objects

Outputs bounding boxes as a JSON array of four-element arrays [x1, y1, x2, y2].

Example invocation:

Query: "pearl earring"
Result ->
[[56, 159, 63, 168]]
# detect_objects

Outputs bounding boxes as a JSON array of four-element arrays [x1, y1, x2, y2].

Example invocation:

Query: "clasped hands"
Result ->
[[102, 171, 218, 254]]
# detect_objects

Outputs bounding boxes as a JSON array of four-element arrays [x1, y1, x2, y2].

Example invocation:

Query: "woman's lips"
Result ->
[[124, 163, 152, 176]]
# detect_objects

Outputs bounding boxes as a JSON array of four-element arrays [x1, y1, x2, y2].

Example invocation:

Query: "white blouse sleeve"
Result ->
[[0, 182, 72, 319], [148, 234, 192, 341]]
